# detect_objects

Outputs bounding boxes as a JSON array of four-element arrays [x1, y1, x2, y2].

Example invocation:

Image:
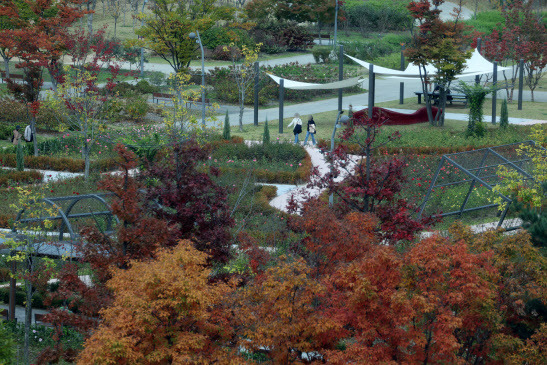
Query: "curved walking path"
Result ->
[[269, 145, 359, 212]]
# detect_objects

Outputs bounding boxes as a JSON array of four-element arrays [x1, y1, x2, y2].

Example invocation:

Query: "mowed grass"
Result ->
[[377, 97, 547, 121], [229, 109, 535, 148]]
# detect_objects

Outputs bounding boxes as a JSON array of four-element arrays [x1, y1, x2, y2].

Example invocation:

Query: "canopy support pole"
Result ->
[[278, 78, 284, 133]]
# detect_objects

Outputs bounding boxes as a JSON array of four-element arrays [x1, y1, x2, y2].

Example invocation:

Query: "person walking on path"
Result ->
[[11, 125, 22, 145], [304, 115, 317, 146], [288, 113, 303, 144]]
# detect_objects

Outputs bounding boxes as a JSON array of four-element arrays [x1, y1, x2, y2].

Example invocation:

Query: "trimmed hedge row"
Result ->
[[316, 139, 537, 156], [0, 154, 118, 172], [0, 170, 43, 187], [216, 152, 312, 184]]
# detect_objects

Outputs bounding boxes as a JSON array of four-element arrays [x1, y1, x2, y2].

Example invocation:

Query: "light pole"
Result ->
[[329, 111, 349, 206], [333, 0, 339, 46], [139, 0, 148, 78], [189, 31, 206, 126]]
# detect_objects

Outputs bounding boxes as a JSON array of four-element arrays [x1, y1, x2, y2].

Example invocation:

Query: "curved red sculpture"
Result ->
[[351, 106, 440, 125]]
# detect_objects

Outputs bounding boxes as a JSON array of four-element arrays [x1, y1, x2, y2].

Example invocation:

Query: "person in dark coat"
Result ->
[[303, 115, 317, 146]]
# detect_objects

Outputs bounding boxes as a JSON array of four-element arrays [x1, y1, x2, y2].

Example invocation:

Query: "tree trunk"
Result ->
[[87, 13, 94, 34], [239, 90, 244, 132], [23, 256, 33, 365], [114, 19, 118, 38], [3, 57, 9, 78], [84, 143, 90, 180], [419, 67, 435, 126], [31, 116, 38, 156]]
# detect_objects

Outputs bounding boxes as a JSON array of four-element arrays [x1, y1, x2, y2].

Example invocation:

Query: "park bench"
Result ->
[[415, 91, 468, 106], [1, 71, 24, 83], [152, 92, 174, 103], [152, 93, 211, 106], [312, 34, 332, 45], [35, 313, 53, 327]]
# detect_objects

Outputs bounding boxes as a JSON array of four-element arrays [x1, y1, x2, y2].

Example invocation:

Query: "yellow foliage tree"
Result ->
[[493, 124, 547, 210]]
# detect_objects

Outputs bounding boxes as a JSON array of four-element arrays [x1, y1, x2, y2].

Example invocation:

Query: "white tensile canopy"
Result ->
[[266, 73, 363, 90], [263, 49, 510, 90], [346, 49, 512, 79]]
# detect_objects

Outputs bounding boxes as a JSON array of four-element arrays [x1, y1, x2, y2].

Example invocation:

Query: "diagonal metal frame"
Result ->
[[419, 141, 546, 230], [13, 193, 117, 242]]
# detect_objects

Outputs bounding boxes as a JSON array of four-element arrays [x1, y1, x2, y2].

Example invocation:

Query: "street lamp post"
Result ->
[[139, 0, 149, 78], [189, 31, 206, 126], [333, 0, 339, 46], [329, 111, 349, 206]]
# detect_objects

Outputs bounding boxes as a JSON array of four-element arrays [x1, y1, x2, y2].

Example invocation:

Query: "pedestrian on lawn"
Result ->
[[288, 113, 303, 144], [303, 115, 317, 146], [11, 125, 22, 145]]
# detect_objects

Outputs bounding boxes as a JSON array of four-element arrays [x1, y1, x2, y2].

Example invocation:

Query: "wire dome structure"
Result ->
[[13, 193, 118, 242], [418, 141, 546, 230]]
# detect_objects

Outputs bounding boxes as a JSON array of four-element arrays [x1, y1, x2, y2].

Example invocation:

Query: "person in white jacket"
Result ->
[[287, 113, 303, 144]]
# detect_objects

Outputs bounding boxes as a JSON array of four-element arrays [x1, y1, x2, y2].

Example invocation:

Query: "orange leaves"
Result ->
[[236, 258, 338, 364], [290, 200, 379, 277], [77, 240, 239, 365]]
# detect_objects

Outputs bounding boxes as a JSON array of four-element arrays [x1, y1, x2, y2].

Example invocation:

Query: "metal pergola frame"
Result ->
[[418, 141, 546, 230], [12, 193, 118, 241]]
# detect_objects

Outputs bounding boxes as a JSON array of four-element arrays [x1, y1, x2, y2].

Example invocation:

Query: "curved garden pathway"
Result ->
[[269, 145, 359, 212]]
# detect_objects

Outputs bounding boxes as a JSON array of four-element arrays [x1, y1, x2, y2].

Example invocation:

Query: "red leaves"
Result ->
[[143, 139, 234, 264]]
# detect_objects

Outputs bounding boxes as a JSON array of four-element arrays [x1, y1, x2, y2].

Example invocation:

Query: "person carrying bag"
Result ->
[[304, 115, 317, 146], [287, 113, 303, 144]]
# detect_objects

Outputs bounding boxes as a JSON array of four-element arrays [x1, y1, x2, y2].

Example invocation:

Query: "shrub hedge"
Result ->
[[345, 0, 412, 34], [0, 100, 59, 131], [208, 62, 362, 105], [216, 152, 312, 184], [212, 142, 307, 162], [0, 154, 118, 172], [0, 170, 43, 187], [210, 141, 312, 184]]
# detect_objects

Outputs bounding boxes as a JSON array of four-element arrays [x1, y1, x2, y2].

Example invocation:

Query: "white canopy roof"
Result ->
[[266, 73, 363, 90], [346, 49, 512, 79]]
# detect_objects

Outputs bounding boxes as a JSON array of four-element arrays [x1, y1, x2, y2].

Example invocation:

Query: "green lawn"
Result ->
[[377, 97, 547, 121], [229, 109, 535, 147]]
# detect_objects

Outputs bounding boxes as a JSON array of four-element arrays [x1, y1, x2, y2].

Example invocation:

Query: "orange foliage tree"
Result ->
[[235, 258, 340, 364], [325, 234, 499, 363], [289, 200, 379, 278], [77, 240, 240, 364]]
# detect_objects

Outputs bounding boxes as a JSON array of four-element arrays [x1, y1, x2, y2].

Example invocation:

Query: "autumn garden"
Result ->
[[0, 0, 546, 364]]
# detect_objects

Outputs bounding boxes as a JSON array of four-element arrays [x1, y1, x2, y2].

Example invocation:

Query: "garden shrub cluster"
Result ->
[[0, 285, 65, 310], [341, 39, 403, 64], [212, 142, 306, 162], [0, 123, 14, 140], [345, 0, 412, 34], [0, 100, 60, 132], [249, 22, 314, 54], [212, 45, 242, 61], [0, 170, 43, 187], [211, 142, 312, 184], [0, 154, 117, 172], [201, 26, 254, 51], [208, 62, 362, 105]]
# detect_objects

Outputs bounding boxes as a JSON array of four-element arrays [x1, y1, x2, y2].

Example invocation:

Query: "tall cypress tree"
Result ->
[[263, 118, 270, 144], [223, 111, 230, 140], [16, 141, 24, 171], [500, 99, 509, 129]]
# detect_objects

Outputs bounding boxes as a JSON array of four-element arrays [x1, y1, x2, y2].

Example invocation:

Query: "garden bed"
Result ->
[[208, 142, 312, 184], [0, 169, 43, 187]]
